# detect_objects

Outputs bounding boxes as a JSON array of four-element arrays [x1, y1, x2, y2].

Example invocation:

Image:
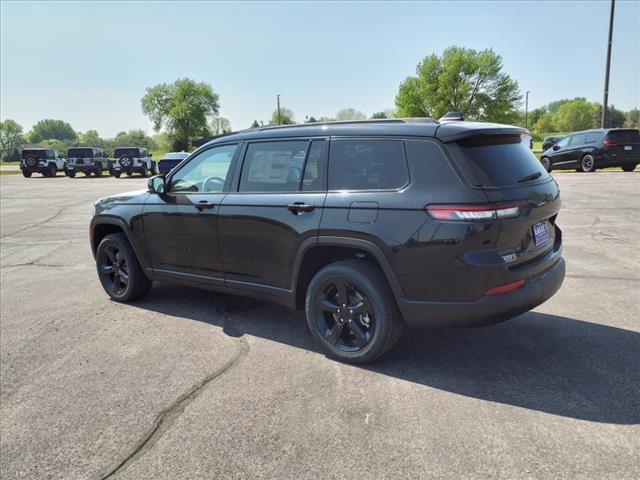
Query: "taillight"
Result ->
[[603, 140, 618, 147], [425, 203, 522, 221], [485, 279, 526, 296]]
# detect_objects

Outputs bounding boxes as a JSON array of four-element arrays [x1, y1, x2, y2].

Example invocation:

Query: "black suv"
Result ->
[[65, 147, 110, 177], [540, 128, 640, 172], [90, 119, 565, 363]]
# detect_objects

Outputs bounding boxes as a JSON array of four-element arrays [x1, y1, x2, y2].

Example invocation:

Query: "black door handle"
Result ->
[[287, 202, 315, 214], [194, 200, 216, 211]]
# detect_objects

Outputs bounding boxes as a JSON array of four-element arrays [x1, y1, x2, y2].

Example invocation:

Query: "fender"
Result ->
[[290, 235, 407, 304], [90, 216, 151, 272]]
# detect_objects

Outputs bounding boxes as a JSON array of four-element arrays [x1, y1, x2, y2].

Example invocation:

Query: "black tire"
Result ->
[[140, 165, 148, 177], [150, 163, 157, 176], [96, 232, 152, 302], [113, 170, 121, 178], [24, 156, 38, 169], [21, 169, 32, 178], [126, 171, 133, 177], [621, 165, 637, 172], [540, 156, 551, 172], [66, 170, 76, 178], [95, 166, 103, 177], [579, 154, 596, 172], [84, 170, 92, 177], [47, 163, 57, 177], [305, 259, 403, 364]]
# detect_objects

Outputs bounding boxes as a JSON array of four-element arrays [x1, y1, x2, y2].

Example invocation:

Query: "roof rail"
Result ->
[[257, 117, 436, 131]]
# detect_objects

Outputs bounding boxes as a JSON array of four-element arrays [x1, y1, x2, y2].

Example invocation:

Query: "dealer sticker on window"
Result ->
[[532, 221, 549, 246]]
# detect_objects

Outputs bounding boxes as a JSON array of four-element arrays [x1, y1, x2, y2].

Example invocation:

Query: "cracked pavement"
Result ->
[[1, 172, 639, 479]]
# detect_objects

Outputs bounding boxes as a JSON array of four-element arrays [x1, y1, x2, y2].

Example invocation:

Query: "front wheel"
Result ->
[[579, 154, 596, 172], [65, 170, 76, 178], [305, 259, 404, 364], [540, 157, 551, 172], [95, 167, 103, 177], [621, 165, 637, 172], [22, 170, 32, 178], [47, 163, 57, 177], [96, 232, 152, 302]]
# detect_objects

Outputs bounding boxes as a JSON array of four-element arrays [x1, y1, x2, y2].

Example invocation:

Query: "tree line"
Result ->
[[2, 46, 638, 160]]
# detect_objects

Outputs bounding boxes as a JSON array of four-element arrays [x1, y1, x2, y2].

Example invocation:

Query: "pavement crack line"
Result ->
[[97, 324, 249, 480]]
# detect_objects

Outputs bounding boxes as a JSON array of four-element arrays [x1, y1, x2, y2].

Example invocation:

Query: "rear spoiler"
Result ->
[[436, 125, 528, 143]]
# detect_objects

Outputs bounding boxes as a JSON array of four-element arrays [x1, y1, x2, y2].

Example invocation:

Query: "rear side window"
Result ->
[[447, 134, 549, 188], [605, 129, 640, 143], [569, 134, 586, 146], [329, 139, 408, 191], [585, 132, 602, 143], [240, 141, 308, 192]]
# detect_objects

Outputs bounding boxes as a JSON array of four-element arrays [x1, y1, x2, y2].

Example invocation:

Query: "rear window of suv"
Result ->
[[68, 148, 94, 158], [605, 130, 640, 143], [328, 139, 408, 191], [114, 148, 140, 158], [447, 134, 549, 188]]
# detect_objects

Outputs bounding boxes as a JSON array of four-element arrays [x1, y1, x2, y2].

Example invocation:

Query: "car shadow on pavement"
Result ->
[[134, 283, 640, 425]]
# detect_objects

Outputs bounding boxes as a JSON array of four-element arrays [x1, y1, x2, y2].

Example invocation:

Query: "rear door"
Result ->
[[446, 133, 561, 268], [218, 138, 328, 293]]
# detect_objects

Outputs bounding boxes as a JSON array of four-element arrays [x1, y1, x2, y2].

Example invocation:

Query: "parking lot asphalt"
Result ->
[[1, 172, 639, 480]]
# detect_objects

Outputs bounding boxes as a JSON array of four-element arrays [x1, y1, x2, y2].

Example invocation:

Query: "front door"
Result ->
[[218, 138, 327, 293], [142, 143, 239, 283]]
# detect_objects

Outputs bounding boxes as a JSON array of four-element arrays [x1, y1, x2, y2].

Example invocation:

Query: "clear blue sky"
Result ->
[[1, 1, 638, 137]]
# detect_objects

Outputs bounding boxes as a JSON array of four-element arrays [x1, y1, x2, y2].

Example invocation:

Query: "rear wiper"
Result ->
[[518, 171, 542, 183]]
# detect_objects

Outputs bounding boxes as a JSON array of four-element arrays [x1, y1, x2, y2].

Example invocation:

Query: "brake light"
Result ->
[[603, 140, 618, 147], [485, 279, 526, 296], [425, 203, 522, 221]]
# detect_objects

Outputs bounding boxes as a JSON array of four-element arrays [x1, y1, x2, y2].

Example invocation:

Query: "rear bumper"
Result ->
[[66, 164, 100, 172], [398, 256, 565, 328], [21, 165, 47, 173]]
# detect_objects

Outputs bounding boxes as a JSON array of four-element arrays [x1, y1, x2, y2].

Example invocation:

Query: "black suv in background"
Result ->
[[65, 147, 110, 177], [542, 135, 565, 152], [90, 119, 565, 363], [540, 128, 640, 172]]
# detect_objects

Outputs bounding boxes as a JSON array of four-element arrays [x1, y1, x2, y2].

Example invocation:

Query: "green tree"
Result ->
[[553, 99, 598, 131], [78, 129, 102, 146], [625, 108, 639, 128], [141, 78, 220, 151], [594, 104, 625, 128], [396, 46, 521, 122], [336, 108, 366, 121], [306, 116, 318, 123], [532, 115, 555, 133], [0, 119, 24, 160], [107, 129, 157, 152], [28, 119, 77, 143], [371, 111, 387, 119], [211, 116, 232, 135], [270, 108, 295, 125]]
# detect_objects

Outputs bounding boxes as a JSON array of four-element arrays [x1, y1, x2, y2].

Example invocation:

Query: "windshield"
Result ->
[[447, 134, 550, 188], [605, 130, 640, 143], [68, 148, 94, 158]]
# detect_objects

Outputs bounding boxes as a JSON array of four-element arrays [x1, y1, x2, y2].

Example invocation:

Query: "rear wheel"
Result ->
[[140, 165, 148, 177], [65, 170, 76, 178], [95, 166, 103, 177], [96, 233, 152, 302], [47, 163, 57, 177], [621, 164, 637, 172], [305, 259, 403, 364], [22, 170, 32, 178], [84, 170, 92, 177], [579, 154, 596, 172], [113, 170, 121, 178]]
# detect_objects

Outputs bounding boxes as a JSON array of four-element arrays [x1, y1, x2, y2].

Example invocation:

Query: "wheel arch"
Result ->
[[291, 236, 405, 310], [90, 217, 148, 271]]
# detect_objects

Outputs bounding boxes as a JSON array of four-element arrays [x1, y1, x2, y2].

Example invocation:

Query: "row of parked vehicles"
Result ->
[[540, 128, 639, 172], [19, 147, 190, 178]]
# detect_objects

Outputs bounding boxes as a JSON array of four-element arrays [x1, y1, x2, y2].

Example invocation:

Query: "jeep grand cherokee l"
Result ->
[[90, 118, 565, 363]]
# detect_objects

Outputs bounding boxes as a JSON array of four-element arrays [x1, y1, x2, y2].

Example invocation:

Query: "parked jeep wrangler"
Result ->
[[65, 147, 110, 177], [111, 147, 155, 178], [20, 148, 66, 177], [91, 118, 565, 363]]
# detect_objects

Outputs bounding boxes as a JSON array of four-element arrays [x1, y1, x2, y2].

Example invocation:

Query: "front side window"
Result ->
[[569, 134, 586, 146], [239, 141, 309, 192], [555, 136, 570, 149], [328, 139, 408, 191], [168, 144, 237, 193]]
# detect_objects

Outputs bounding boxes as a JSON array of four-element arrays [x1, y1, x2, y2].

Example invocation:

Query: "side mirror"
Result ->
[[553, 144, 561, 151], [148, 175, 165, 194]]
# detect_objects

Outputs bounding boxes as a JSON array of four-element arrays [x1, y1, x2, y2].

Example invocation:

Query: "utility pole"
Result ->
[[602, 0, 615, 128], [277, 94, 281, 126], [525, 91, 531, 128]]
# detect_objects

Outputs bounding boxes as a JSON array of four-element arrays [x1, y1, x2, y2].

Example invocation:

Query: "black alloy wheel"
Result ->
[[96, 233, 152, 302], [305, 260, 403, 363]]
